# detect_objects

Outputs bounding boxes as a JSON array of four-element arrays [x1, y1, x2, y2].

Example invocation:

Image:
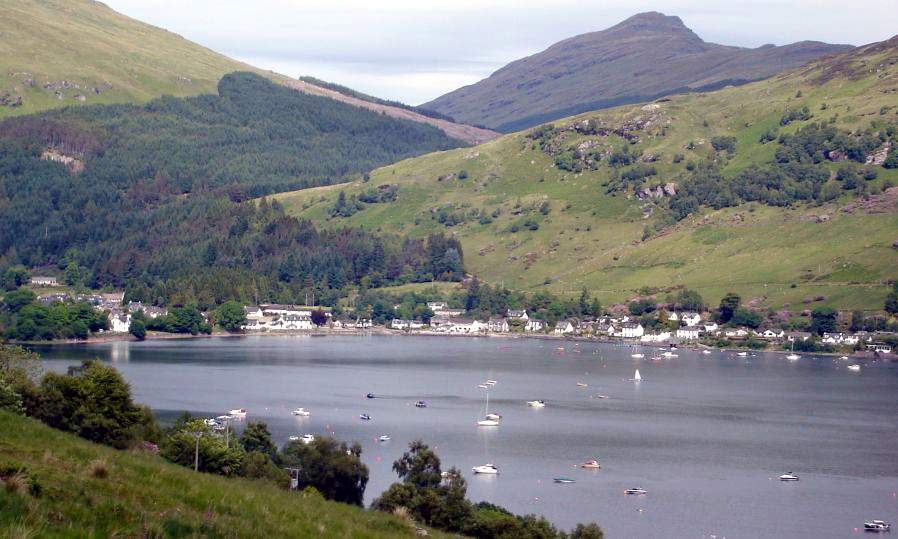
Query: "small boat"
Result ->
[[366, 393, 375, 399], [216, 415, 232, 421], [840, 356, 849, 360], [553, 477, 576, 483], [378, 435, 390, 442], [477, 384, 488, 389], [300, 434, 315, 444], [786, 353, 800, 360], [576, 382, 588, 387], [633, 369, 642, 382], [779, 473, 799, 481], [203, 418, 219, 427], [848, 364, 861, 371], [228, 408, 247, 418], [581, 460, 601, 469], [625, 487, 647, 495], [631, 353, 644, 358], [596, 395, 610, 399], [472, 464, 499, 474], [736, 352, 748, 357], [288, 435, 299, 441], [415, 401, 427, 408], [485, 380, 497, 386], [477, 418, 499, 427], [359, 413, 371, 421], [864, 520, 891, 532], [484, 412, 502, 420], [661, 351, 678, 358], [527, 400, 546, 407], [291, 408, 311, 416], [702, 349, 712, 355]]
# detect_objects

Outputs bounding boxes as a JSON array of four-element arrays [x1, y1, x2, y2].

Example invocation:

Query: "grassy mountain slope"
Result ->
[[0, 411, 442, 538], [0, 0, 286, 118], [275, 38, 898, 311], [422, 12, 852, 132]]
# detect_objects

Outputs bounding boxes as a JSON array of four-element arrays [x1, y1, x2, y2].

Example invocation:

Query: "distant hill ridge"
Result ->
[[422, 12, 853, 132]]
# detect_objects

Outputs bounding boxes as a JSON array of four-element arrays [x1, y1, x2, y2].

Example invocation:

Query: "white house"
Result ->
[[109, 311, 131, 333], [703, 322, 719, 333], [554, 321, 575, 335], [680, 312, 702, 326], [616, 323, 645, 339], [487, 318, 509, 333], [506, 309, 529, 320], [525, 319, 546, 332], [30, 276, 58, 287], [449, 319, 484, 333], [759, 328, 786, 340], [676, 326, 702, 340], [822, 332, 859, 345], [667, 312, 679, 322], [426, 301, 447, 311], [723, 328, 750, 339], [641, 331, 671, 343]]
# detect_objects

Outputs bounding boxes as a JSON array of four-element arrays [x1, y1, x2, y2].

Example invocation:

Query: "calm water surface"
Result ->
[[34, 335, 898, 538]]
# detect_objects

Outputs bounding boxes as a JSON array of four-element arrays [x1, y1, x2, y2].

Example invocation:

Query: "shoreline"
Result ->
[[17, 327, 875, 359]]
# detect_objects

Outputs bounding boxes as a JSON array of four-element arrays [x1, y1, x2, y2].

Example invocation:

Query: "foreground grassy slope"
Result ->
[[0, 0, 286, 118], [0, 411, 442, 538], [277, 38, 898, 311]]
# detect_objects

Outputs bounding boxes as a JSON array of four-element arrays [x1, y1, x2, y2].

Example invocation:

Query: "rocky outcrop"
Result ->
[[636, 182, 677, 199], [866, 142, 891, 166]]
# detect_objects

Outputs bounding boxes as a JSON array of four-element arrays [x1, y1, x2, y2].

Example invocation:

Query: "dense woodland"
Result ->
[[0, 73, 466, 308]]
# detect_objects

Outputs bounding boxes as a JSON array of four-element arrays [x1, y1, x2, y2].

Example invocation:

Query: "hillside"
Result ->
[[0, 411, 442, 538], [421, 12, 852, 132], [0, 0, 290, 118], [275, 37, 898, 312]]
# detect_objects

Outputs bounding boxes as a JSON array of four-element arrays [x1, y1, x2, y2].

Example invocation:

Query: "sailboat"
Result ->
[[477, 389, 499, 426], [633, 369, 642, 382], [786, 340, 800, 361]]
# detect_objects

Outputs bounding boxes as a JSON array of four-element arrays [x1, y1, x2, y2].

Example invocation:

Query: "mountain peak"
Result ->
[[614, 11, 687, 30]]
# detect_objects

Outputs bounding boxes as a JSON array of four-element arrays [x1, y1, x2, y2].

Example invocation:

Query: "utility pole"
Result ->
[[193, 432, 203, 472]]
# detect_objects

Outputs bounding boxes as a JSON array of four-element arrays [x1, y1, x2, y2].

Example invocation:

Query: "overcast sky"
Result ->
[[102, 0, 895, 105]]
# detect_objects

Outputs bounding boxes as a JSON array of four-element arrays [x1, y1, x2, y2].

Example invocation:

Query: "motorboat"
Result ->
[[596, 395, 610, 399], [228, 408, 247, 418], [576, 382, 588, 387], [477, 418, 499, 427], [581, 460, 601, 469], [299, 434, 315, 444], [736, 352, 748, 357], [702, 349, 712, 355], [661, 351, 678, 358], [848, 364, 861, 371], [291, 408, 311, 416], [359, 413, 371, 421], [864, 520, 891, 532], [484, 412, 502, 420], [203, 418, 219, 427], [631, 353, 644, 358], [786, 353, 801, 360], [378, 435, 390, 442], [415, 401, 427, 408], [779, 473, 799, 481], [472, 464, 499, 474], [553, 477, 576, 483], [366, 393, 375, 399], [477, 384, 489, 389], [485, 380, 497, 386], [840, 356, 849, 360], [527, 400, 546, 407], [625, 487, 647, 495]]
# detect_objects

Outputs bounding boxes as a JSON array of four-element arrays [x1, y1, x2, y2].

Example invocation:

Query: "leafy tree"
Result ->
[[2, 265, 30, 290], [810, 307, 838, 336], [161, 418, 244, 476], [310, 309, 328, 326], [718, 293, 741, 323], [129, 318, 146, 340], [628, 298, 656, 316], [0, 344, 42, 414], [239, 421, 277, 458], [731, 308, 762, 329], [674, 288, 705, 312], [3, 288, 36, 313], [215, 300, 246, 332], [280, 437, 368, 506], [886, 284, 898, 315], [849, 310, 864, 332]]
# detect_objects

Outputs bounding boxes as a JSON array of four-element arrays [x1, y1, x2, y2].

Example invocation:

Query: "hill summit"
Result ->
[[422, 12, 852, 132]]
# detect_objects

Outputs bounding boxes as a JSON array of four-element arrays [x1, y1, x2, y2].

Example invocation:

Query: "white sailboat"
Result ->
[[786, 340, 800, 361], [633, 369, 642, 382], [477, 389, 499, 426]]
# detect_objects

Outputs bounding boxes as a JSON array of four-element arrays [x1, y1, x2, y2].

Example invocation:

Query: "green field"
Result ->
[[0, 411, 446, 538], [276, 40, 898, 311], [0, 0, 287, 119]]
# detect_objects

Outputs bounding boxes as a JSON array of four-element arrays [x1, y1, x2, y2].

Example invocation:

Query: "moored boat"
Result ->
[[378, 435, 390, 442], [581, 459, 601, 469], [472, 464, 499, 474], [359, 413, 371, 421], [291, 407, 311, 416], [554, 477, 576, 483], [228, 408, 247, 418], [527, 399, 546, 407], [779, 473, 799, 481], [625, 487, 647, 495], [848, 364, 861, 371], [864, 520, 891, 532], [415, 400, 427, 408]]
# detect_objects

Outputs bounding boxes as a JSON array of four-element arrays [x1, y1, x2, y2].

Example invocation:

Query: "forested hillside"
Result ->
[[0, 73, 466, 307], [278, 37, 898, 311]]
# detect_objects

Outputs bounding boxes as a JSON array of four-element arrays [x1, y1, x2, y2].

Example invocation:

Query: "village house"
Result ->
[[680, 312, 702, 326], [786, 331, 812, 342], [667, 312, 679, 322], [616, 323, 644, 339], [722, 327, 750, 339], [553, 320, 575, 335], [822, 332, 860, 345], [758, 328, 786, 340], [487, 317, 509, 333], [506, 309, 529, 320], [525, 318, 546, 332], [449, 318, 484, 334], [270, 314, 314, 330], [441, 308, 465, 317], [260, 304, 312, 317], [30, 276, 58, 287], [641, 330, 671, 343], [595, 322, 614, 335], [109, 311, 131, 332], [703, 322, 719, 333], [37, 293, 69, 306], [576, 320, 596, 334], [676, 326, 702, 340], [426, 301, 448, 311], [391, 319, 425, 330]]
